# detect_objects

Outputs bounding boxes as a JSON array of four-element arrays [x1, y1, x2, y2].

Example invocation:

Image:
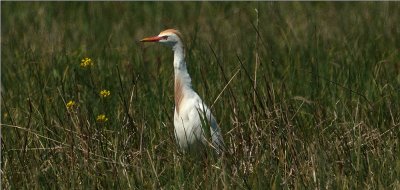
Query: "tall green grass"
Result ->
[[2, 2, 400, 189]]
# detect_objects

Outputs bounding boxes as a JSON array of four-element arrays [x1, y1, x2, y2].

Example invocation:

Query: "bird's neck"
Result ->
[[173, 44, 191, 79], [173, 44, 186, 69], [173, 43, 193, 113]]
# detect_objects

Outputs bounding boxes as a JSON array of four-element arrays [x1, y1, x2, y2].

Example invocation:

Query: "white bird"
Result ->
[[140, 29, 225, 154]]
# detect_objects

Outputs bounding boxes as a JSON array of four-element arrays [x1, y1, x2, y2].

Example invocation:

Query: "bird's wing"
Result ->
[[187, 97, 225, 153]]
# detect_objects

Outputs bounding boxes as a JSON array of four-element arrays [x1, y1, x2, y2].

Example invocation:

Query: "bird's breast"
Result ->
[[174, 78, 185, 114]]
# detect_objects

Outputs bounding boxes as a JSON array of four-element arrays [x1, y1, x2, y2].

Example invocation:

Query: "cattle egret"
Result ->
[[141, 29, 225, 154]]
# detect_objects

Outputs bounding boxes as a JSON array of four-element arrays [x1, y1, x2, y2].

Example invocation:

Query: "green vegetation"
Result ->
[[2, 2, 400, 189]]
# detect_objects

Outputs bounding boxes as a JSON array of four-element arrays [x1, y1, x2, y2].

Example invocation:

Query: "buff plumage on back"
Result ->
[[140, 29, 225, 154]]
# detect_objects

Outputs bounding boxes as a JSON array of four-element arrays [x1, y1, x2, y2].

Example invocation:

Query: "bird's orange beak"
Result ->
[[140, 36, 162, 42]]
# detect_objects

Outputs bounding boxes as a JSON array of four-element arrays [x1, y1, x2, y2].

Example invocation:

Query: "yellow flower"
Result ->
[[66, 100, 75, 110], [96, 114, 108, 122], [99, 90, 111, 98], [80, 57, 93, 68]]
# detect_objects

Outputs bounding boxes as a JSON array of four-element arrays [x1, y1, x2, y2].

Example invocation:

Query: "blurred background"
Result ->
[[2, 2, 400, 189]]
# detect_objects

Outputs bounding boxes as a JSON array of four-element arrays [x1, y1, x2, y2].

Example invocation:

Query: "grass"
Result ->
[[1, 1, 400, 189]]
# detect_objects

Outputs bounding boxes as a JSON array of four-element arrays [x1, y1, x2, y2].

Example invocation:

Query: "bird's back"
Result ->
[[140, 29, 225, 154], [173, 92, 225, 153]]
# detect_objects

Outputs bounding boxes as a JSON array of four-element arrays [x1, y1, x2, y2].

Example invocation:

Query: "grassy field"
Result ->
[[2, 2, 400, 189]]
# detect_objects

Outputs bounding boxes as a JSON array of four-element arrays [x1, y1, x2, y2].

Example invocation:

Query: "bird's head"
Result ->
[[140, 29, 183, 47]]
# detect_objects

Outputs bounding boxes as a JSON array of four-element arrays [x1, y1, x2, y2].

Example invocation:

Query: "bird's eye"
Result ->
[[161, 36, 168, 40]]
